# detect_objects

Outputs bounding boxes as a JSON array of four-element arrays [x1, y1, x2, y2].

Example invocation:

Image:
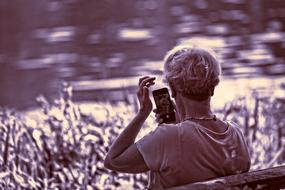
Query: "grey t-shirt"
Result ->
[[136, 120, 251, 189]]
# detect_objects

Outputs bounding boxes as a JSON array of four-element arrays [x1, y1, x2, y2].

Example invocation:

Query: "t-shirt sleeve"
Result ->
[[228, 121, 251, 172], [136, 124, 176, 171]]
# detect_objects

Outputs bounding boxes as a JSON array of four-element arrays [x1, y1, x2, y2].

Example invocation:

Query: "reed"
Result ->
[[0, 83, 284, 189]]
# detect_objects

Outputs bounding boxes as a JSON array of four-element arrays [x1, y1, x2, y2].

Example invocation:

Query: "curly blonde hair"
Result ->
[[163, 44, 221, 101]]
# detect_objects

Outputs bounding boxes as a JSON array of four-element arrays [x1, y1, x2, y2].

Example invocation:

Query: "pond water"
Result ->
[[1, 55, 284, 110], [0, 1, 285, 109]]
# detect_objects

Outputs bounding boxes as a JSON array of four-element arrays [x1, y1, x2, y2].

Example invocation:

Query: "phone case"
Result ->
[[152, 88, 176, 123]]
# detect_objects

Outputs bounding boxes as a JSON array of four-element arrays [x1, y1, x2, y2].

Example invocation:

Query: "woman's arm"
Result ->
[[104, 76, 155, 173], [104, 110, 149, 173]]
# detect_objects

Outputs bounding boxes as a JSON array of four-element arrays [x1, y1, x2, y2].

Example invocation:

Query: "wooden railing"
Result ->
[[166, 165, 285, 190]]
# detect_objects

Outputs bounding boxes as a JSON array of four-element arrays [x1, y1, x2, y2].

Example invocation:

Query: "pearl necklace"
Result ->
[[184, 115, 216, 121]]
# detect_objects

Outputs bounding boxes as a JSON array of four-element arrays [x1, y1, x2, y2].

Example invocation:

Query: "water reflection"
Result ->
[[0, 65, 59, 109], [0, 0, 285, 109], [118, 28, 154, 41]]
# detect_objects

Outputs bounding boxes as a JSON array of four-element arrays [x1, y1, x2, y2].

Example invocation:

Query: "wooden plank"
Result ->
[[166, 165, 285, 190]]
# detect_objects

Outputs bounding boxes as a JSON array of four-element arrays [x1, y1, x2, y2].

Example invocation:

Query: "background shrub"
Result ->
[[0, 83, 284, 189]]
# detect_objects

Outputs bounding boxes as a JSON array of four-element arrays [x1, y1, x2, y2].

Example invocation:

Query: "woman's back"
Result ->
[[136, 120, 251, 189], [105, 44, 251, 190]]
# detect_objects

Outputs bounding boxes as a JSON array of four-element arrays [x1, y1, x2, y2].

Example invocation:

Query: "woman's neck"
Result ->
[[175, 93, 212, 121]]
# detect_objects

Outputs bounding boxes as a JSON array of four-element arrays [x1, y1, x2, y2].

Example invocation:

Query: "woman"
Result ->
[[104, 44, 251, 189]]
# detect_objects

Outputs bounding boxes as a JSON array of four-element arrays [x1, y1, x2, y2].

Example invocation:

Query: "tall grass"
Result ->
[[0, 83, 284, 189]]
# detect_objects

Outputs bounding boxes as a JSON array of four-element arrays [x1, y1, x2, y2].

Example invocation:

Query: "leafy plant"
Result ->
[[0, 82, 284, 189]]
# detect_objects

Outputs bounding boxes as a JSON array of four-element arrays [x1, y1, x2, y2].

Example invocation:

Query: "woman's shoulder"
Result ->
[[227, 120, 248, 137], [154, 123, 180, 137], [226, 120, 240, 127], [225, 120, 244, 132], [156, 123, 179, 131], [178, 119, 233, 136]]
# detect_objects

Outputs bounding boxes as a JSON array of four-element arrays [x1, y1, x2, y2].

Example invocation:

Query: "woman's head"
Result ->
[[163, 43, 221, 101]]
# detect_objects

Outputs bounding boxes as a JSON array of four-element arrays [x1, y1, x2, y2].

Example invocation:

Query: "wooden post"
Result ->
[[166, 165, 285, 190]]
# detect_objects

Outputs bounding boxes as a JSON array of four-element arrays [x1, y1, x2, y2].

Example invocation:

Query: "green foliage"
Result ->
[[0, 83, 284, 189], [0, 83, 147, 190], [221, 90, 285, 171]]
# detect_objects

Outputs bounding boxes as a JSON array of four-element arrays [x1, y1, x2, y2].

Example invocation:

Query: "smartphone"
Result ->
[[152, 88, 176, 123]]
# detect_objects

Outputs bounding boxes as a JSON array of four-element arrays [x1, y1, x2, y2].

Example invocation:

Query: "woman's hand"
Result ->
[[153, 100, 181, 124], [137, 76, 155, 115], [104, 76, 155, 173]]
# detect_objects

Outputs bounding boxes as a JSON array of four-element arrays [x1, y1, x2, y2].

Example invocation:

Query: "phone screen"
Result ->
[[152, 88, 175, 123]]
